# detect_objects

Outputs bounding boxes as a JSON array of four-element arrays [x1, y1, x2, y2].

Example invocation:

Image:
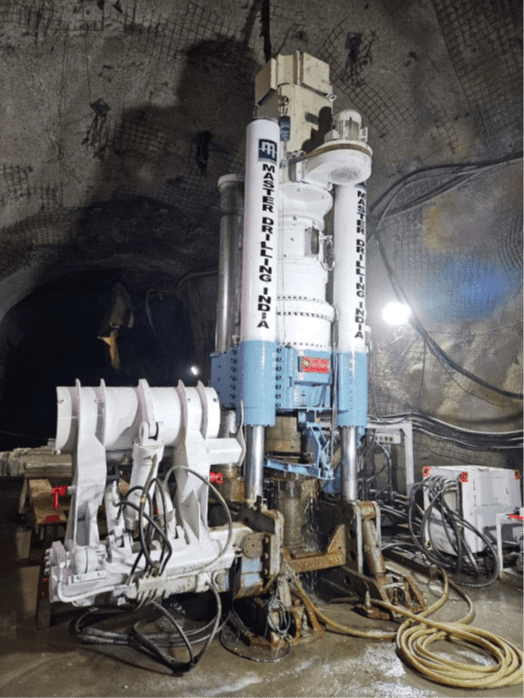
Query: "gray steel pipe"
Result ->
[[340, 425, 358, 502], [215, 174, 244, 353], [244, 425, 265, 505]]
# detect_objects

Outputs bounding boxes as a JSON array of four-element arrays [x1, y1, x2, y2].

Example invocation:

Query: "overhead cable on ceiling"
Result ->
[[261, 0, 271, 62], [369, 151, 523, 225]]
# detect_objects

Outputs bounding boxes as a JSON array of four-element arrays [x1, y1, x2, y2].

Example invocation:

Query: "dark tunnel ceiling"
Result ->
[[1, 0, 521, 260]]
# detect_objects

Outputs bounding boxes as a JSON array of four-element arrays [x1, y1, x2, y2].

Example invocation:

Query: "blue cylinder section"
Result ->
[[238, 339, 276, 426], [336, 350, 367, 427]]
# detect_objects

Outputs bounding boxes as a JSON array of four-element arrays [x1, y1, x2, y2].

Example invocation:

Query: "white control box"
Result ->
[[422, 465, 522, 555]]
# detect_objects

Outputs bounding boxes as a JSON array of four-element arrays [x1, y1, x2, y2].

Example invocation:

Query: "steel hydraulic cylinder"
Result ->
[[333, 183, 367, 357], [333, 183, 368, 502], [239, 117, 280, 503], [340, 425, 358, 503], [216, 174, 244, 353], [244, 425, 265, 505]]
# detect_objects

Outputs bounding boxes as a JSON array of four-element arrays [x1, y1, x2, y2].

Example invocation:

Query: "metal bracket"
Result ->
[[136, 379, 157, 440], [264, 412, 333, 480], [302, 419, 331, 477], [265, 457, 333, 480], [323, 500, 425, 617]]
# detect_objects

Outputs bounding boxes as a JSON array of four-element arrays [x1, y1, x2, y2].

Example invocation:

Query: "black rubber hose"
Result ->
[[410, 478, 500, 587], [116, 499, 172, 573]]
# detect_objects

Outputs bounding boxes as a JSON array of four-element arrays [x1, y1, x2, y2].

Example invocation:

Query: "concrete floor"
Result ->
[[0, 479, 522, 698]]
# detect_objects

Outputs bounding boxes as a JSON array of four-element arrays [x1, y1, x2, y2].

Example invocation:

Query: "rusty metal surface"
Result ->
[[265, 416, 303, 455], [316, 499, 364, 574], [358, 501, 376, 519], [241, 532, 264, 559], [316, 499, 426, 619], [218, 475, 245, 502], [234, 505, 285, 598], [0, 447, 72, 478], [231, 584, 324, 652], [385, 562, 427, 615], [287, 524, 346, 573], [324, 563, 426, 619], [273, 476, 319, 551], [361, 517, 387, 576]]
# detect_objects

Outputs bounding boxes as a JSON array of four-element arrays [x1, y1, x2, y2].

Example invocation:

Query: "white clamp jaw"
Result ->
[[49, 379, 246, 606]]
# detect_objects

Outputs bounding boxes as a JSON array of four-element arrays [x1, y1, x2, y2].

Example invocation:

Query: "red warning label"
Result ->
[[299, 357, 330, 374]]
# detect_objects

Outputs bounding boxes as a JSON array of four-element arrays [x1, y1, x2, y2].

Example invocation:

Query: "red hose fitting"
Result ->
[[52, 485, 68, 509]]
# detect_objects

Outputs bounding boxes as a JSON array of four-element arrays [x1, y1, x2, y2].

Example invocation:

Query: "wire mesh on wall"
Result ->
[[412, 431, 505, 468], [317, 23, 416, 149], [0, 198, 220, 281], [431, 0, 523, 155], [371, 158, 523, 326], [0, 0, 521, 468]]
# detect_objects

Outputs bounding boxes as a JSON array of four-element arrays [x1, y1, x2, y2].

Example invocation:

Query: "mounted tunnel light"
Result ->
[[190, 365, 199, 376], [383, 301, 411, 325]]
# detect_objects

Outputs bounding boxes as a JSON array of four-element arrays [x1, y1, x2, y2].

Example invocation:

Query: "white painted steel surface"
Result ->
[[56, 381, 184, 452], [423, 465, 522, 556], [333, 183, 368, 353], [277, 181, 334, 350], [49, 379, 245, 605], [240, 118, 280, 342]]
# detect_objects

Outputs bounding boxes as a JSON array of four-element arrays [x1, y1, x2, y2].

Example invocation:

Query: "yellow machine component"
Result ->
[[255, 51, 334, 155], [97, 329, 120, 370]]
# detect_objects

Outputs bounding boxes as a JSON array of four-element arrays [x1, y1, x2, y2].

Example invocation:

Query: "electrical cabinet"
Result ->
[[423, 465, 522, 555]]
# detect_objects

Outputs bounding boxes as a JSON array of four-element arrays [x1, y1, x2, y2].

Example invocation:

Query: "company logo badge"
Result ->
[[258, 139, 277, 162], [299, 357, 330, 374]]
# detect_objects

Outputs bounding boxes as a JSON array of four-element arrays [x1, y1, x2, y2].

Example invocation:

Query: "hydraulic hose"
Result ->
[[163, 464, 234, 573], [376, 577, 523, 689], [73, 584, 223, 674], [407, 477, 500, 587], [288, 565, 523, 689]]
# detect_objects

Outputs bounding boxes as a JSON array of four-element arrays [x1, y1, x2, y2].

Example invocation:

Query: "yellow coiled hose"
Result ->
[[289, 566, 523, 689]]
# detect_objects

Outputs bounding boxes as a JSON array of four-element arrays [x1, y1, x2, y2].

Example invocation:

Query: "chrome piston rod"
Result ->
[[244, 425, 265, 505], [340, 425, 358, 502]]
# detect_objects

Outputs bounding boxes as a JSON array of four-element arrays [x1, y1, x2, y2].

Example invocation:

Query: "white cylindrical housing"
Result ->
[[240, 118, 280, 342], [277, 181, 334, 350], [333, 109, 365, 142], [55, 383, 200, 453], [333, 183, 367, 353]]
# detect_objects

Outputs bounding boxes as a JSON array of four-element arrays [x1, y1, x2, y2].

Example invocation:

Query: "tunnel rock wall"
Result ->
[[0, 0, 521, 467]]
